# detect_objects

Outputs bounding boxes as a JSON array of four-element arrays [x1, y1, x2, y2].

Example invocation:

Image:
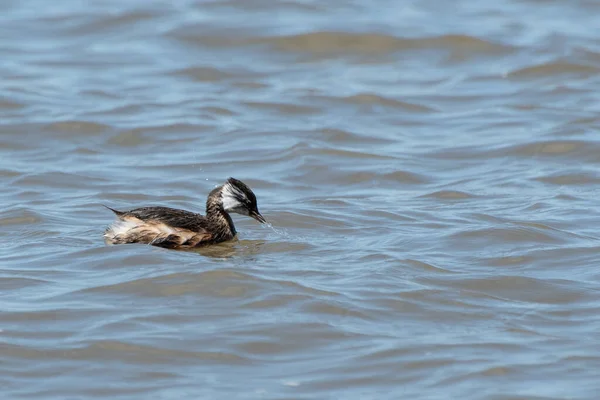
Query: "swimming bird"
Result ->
[[103, 177, 265, 249]]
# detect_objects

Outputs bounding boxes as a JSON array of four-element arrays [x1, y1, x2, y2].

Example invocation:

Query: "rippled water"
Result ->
[[2, 0, 600, 398]]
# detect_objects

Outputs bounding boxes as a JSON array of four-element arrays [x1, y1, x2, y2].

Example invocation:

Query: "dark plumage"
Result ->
[[103, 178, 265, 249]]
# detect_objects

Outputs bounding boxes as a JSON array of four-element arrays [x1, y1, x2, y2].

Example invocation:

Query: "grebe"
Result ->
[[103, 177, 265, 249]]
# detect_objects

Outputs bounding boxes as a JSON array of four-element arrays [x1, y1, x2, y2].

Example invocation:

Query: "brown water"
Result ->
[[2, 1, 600, 398]]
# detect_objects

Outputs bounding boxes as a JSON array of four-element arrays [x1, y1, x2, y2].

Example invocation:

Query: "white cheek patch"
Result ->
[[222, 195, 242, 211], [222, 184, 245, 211]]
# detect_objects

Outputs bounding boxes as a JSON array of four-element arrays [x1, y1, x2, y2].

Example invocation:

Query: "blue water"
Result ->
[[2, 0, 600, 399]]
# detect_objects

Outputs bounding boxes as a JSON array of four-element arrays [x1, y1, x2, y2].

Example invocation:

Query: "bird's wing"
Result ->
[[104, 206, 213, 248]]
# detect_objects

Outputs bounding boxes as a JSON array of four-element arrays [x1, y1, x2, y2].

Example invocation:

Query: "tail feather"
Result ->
[[102, 204, 125, 216]]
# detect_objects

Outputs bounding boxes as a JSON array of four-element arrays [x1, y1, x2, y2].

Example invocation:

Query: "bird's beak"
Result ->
[[250, 210, 266, 224]]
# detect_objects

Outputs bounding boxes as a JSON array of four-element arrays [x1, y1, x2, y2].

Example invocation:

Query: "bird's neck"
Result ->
[[206, 187, 237, 240]]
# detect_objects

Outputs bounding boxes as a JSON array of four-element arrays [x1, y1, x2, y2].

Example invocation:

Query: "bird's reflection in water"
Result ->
[[187, 239, 266, 259]]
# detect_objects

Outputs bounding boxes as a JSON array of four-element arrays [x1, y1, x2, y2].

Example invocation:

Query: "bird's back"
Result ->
[[120, 206, 209, 232]]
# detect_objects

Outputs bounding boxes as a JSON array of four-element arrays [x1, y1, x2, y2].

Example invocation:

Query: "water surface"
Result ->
[[2, 0, 600, 399]]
